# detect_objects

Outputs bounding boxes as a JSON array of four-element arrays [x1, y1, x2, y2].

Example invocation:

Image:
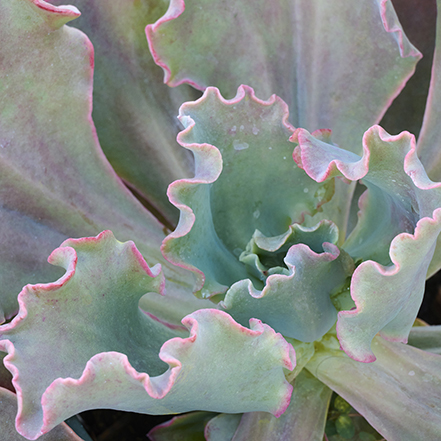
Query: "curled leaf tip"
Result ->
[[32, 0, 81, 28]]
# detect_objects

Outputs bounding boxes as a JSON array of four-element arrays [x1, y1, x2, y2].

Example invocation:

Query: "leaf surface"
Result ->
[[231, 370, 331, 441], [307, 336, 441, 441], [0, 0, 178, 320], [163, 86, 332, 298], [51, 0, 201, 224], [147, 0, 420, 154], [0, 232, 294, 438]]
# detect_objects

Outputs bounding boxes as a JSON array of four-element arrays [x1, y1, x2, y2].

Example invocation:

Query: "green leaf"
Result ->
[[335, 415, 355, 439], [52, 0, 201, 225], [148, 412, 217, 441], [307, 336, 441, 441], [294, 125, 441, 361], [231, 370, 332, 441], [163, 85, 332, 298], [0, 0, 175, 321], [221, 242, 354, 342], [148, 0, 420, 154], [204, 414, 242, 441], [0, 232, 295, 438]]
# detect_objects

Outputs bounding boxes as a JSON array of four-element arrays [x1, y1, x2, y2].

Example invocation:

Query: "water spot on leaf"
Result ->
[[233, 140, 249, 151]]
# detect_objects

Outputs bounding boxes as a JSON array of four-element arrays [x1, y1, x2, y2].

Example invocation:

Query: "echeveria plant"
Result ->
[[1, 0, 441, 440]]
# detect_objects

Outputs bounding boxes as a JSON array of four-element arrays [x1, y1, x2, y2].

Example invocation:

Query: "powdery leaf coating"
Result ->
[[221, 242, 354, 342], [147, 0, 420, 155], [307, 336, 441, 441], [0, 232, 295, 439], [231, 370, 332, 441], [0, 0, 172, 321], [162, 85, 332, 298], [51, 0, 200, 225], [294, 124, 441, 361], [0, 387, 84, 441]]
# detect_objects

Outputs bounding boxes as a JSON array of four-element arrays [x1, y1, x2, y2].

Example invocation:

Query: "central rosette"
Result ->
[[162, 85, 441, 362], [162, 85, 354, 343]]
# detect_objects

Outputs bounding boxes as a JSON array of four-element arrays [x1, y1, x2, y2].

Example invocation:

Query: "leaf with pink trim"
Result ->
[[294, 126, 441, 262], [0, 387, 84, 441], [0, 0, 180, 322], [231, 370, 331, 441], [293, 124, 441, 360], [306, 335, 441, 441], [147, 0, 420, 154], [51, 0, 201, 225], [0, 231, 294, 438], [221, 240, 354, 343], [163, 85, 333, 298]]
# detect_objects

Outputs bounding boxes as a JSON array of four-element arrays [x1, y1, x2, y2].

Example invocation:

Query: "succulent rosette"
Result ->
[[1, 0, 441, 440]]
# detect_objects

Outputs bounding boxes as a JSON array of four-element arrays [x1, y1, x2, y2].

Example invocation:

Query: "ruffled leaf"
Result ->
[[147, 0, 420, 154], [0, 387, 84, 441], [231, 370, 331, 441], [0, 0, 175, 320], [307, 336, 441, 441], [163, 85, 332, 298], [339, 210, 441, 362], [294, 125, 441, 360], [51, 0, 200, 225], [0, 232, 295, 438], [221, 242, 354, 342]]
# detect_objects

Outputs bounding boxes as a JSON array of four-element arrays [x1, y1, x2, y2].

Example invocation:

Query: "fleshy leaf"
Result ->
[[294, 126, 441, 262], [148, 412, 217, 441], [204, 414, 242, 441], [416, 0, 441, 181], [231, 370, 331, 441], [0, 387, 84, 441], [0, 233, 294, 438], [339, 209, 441, 362], [221, 242, 354, 342], [147, 0, 420, 154], [307, 336, 441, 441], [294, 125, 441, 360], [51, 0, 200, 225], [0, 0, 179, 320], [408, 325, 441, 355], [163, 85, 332, 298]]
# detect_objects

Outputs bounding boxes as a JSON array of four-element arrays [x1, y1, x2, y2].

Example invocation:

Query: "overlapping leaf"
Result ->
[[294, 125, 441, 360], [221, 241, 354, 342], [163, 85, 332, 298], [307, 336, 441, 441], [147, 0, 420, 155], [0, 0, 185, 321], [231, 370, 331, 441], [0, 387, 84, 441], [51, 0, 200, 225], [0, 231, 294, 439]]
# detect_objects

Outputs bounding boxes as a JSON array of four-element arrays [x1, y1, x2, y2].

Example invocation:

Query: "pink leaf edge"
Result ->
[[1, 308, 294, 438], [145, 0, 203, 90], [161, 85, 294, 293], [337, 207, 441, 363]]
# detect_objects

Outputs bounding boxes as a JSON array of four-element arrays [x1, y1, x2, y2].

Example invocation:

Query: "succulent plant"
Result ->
[[1, 0, 440, 440]]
